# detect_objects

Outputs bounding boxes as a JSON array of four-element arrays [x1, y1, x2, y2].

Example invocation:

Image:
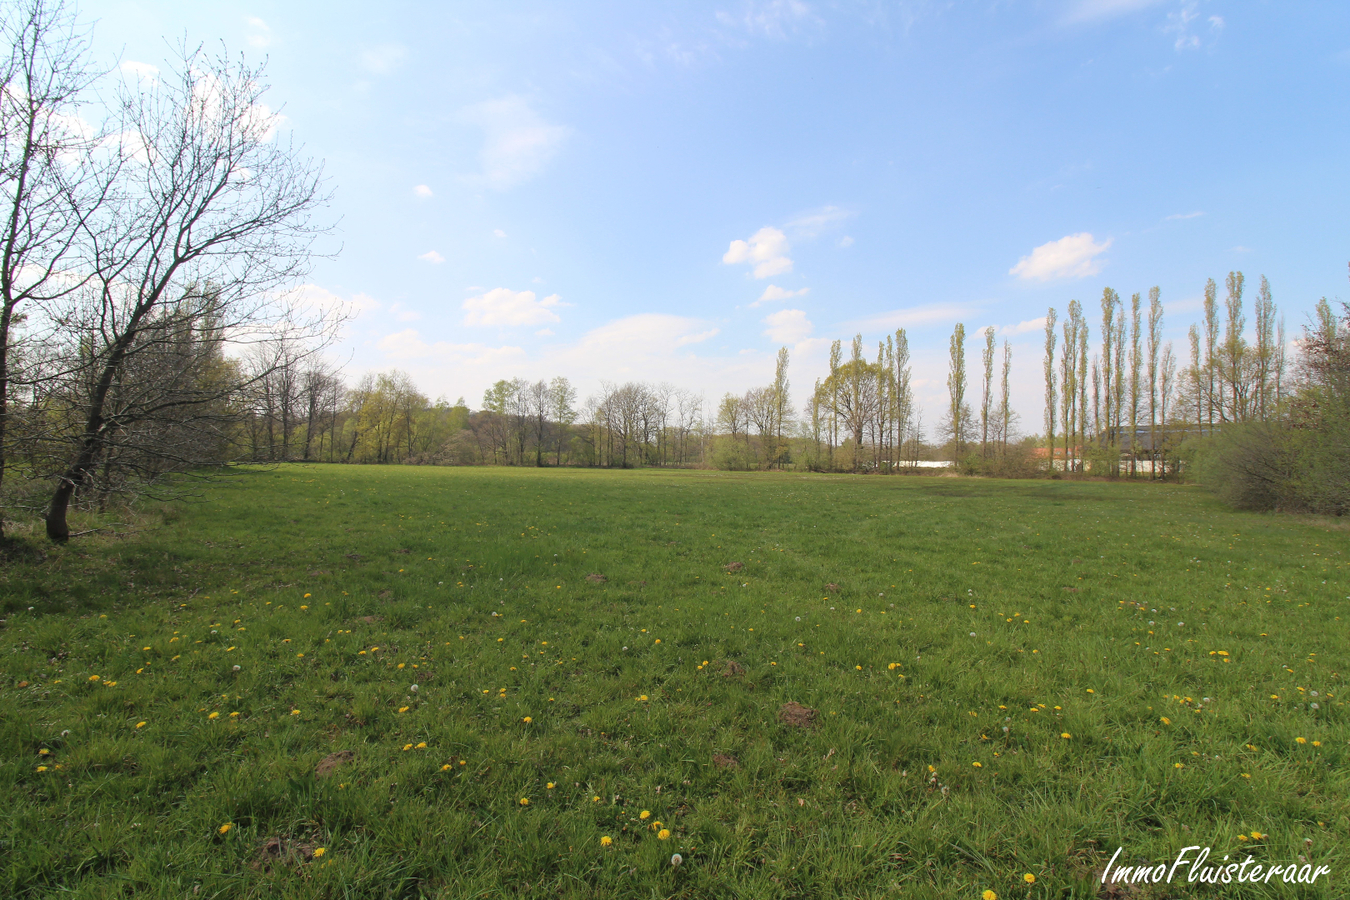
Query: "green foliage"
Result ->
[[0, 466, 1346, 898]]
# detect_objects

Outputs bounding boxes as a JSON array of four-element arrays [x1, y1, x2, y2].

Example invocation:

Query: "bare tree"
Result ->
[[0, 0, 104, 537], [979, 325, 994, 457], [41, 45, 332, 540]]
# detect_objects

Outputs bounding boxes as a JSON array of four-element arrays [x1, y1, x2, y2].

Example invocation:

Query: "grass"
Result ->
[[1, 464, 1346, 899]]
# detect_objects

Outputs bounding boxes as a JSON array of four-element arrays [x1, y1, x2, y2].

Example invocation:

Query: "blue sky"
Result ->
[[79, 0, 1350, 427]]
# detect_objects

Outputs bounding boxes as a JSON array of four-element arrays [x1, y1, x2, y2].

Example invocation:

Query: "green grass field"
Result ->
[[1, 465, 1347, 899]]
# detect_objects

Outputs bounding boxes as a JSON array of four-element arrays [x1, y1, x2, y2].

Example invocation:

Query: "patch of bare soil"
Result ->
[[722, 660, 746, 678], [778, 702, 817, 728], [585, 573, 607, 583], [252, 836, 317, 873], [724, 561, 744, 572], [712, 753, 739, 769], [314, 750, 354, 778]]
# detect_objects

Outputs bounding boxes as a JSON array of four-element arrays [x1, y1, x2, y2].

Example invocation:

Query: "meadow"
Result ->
[[1, 465, 1346, 899]]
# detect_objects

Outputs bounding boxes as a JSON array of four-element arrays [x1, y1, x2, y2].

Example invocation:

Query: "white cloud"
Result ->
[[1009, 232, 1111, 281], [838, 235, 854, 248], [462, 288, 565, 327], [1166, 211, 1204, 220], [413, 184, 434, 198], [751, 284, 809, 307], [120, 60, 158, 82], [246, 17, 272, 49], [723, 226, 792, 279], [418, 250, 445, 264], [845, 302, 980, 333], [460, 96, 570, 190], [493, 229, 507, 238], [1164, 3, 1202, 50], [360, 43, 407, 75], [376, 329, 526, 367], [717, 0, 818, 39], [389, 302, 421, 323], [676, 328, 720, 346], [1000, 316, 1047, 336], [762, 308, 813, 344], [1209, 15, 1224, 29], [785, 205, 852, 239], [535, 328, 554, 336]]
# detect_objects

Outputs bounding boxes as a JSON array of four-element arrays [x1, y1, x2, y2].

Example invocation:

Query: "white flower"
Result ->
[[670, 853, 683, 867], [232, 665, 241, 671], [410, 684, 419, 693]]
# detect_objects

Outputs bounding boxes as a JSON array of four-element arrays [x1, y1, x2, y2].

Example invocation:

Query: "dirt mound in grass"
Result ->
[[778, 702, 817, 728], [253, 836, 318, 872], [585, 573, 607, 583], [712, 753, 739, 769], [724, 561, 744, 572], [722, 660, 746, 677], [314, 750, 354, 778]]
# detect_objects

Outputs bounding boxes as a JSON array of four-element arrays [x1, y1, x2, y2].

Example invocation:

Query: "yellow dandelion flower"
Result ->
[[1295, 737, 1307, 744], [519, 798, 529, 806], [398, 663, 405, 669], [441, 764, 452, 771], [230, 712, 239, 718], [300, 605, 308, 610], [313, 847, 325, 857], [208, 712, 220, 720], [89, 675, 100, 681], [592, 796, 601, 802], [304, 593, 311, 598], [136, 721, 147, 728], [523, 716, 532, 723], [640, 810, 650, 820], [1060, 732, 1071, 739], [546, 782, 555, 789], [1312, 740, 1321, 747], [416, 742, 427, 749], [1250, 831, 1265, 840], [1160, 717, 1171, 725], [600, 836, 613, 847], [658, 829, 671, 840], [35, 765, 48, 772], [219, 823, 232, 835], [983, 891, 997, 900], [38, 748, 49, 755], [1023, 874, 1035, 884], [1174, 762, 1184, 769], [402, 744, 413, 751], [291, 710, 300, 716], [972, 761, 982, 768]]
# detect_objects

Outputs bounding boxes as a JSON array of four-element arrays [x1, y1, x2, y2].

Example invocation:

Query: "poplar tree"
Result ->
[[947, 323, 966, 464], [1223, 271, 1246, 421], [1128, 292, 1142, 475], [999, 339, 1011, 453], [1146, 287, 1162, 478], [1203, 278, 1219, 432], [1100, 288, 1119, 443], [980, 326, 995, 457], [1043, 308, 1057, 469]]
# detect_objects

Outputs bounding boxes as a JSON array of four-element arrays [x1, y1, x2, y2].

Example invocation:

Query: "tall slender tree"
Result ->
[[1043, 308, 1058, 470], [980, 326, 995, 457], [1146, 287, 1162, 478], [947, 323, 966, 464], [1128, 292, 1142, 474]]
